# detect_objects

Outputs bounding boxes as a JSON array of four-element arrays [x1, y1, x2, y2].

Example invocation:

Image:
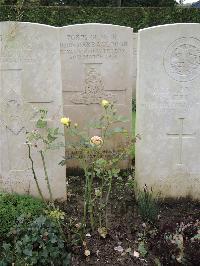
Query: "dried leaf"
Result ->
[[133, 251, 140, 258], [98, 227, 108, 238], [114, 246, 124, 253], [125, 248, 132, 254], [84, 249, 91, 257]]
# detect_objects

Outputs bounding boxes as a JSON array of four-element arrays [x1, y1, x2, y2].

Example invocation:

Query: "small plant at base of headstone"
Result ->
[[136, 184, 159, 223], [26, 109, 69, 242], [26, 109, 62, 205]]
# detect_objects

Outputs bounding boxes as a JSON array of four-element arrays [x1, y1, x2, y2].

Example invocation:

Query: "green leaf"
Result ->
[[193, 234, 200, 240], [138, 242, 148, 257], [47, 134, 57, 143], [23, 248, 32, 257], [54, 128, 59, 135], [36, 119, 47, 129], [2, 243, 11, 251], [51, 237, 57, 244], [113, 127, 126, 133], [115, 115, 129, 122]]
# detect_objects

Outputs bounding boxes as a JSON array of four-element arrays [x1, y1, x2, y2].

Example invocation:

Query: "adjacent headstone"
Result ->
[[60, 23, 134, 168], [0, 22, 66, 200], [132, 33, 138, 97], [136, 23, 200, 199]]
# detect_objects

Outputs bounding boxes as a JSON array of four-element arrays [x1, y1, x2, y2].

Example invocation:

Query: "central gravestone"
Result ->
[[136, 23, 200, 199], [60, 24, 134, 168], [0, 22, 66, 200]]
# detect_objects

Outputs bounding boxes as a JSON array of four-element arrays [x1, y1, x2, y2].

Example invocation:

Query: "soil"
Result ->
[[60, 174, 200, 266]]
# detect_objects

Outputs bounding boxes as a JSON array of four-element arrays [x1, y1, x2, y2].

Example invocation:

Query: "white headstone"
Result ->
[[60, 23, 134, 167], [136, 23, 200, 199], [132, 33, 137, 97], [0, 22, 66, 200]]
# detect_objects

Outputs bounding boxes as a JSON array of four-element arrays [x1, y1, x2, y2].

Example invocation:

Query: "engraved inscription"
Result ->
[[0, 170, 31, 193], [70, 63, 117, 105], [0, 25, 40, 64], [60, 33, 128, 60], [167, 118, 195, 165], [164, 37, 200, 82]]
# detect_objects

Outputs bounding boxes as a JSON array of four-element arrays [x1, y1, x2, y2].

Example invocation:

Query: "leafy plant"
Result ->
[[138, 241, 148, 257], [0, 193, 45, 238], [0, 215, 71, 265], [164, 220, 200, 264], [26, 109, 62, 204], [132, 98, 136, 112], [60, 100, 135, 231], [137, 185, 159, 223]]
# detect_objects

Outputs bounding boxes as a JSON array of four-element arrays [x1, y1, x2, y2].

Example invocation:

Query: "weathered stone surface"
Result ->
[[60, 23, 134, 168], [132, 33, 137, 97], [0, 22, 66, 200], [136, 23, 200, 199]]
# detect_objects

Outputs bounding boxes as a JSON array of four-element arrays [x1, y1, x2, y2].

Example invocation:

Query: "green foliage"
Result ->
[[0, 0, 177, 7], [0, 6, 199, 30], [61, 100, 134, 231], [138, 241, 148, 257], [122, 0, 176, 7], [132, 98, 136, 112], [0, 215, 71, 265], [0, 193, 45, 238], [137, 185, 159, 223], [26, 109, 62, 203]]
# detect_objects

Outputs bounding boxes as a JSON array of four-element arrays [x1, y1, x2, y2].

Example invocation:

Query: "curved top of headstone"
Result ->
[[138, 23, 200, 82], [139, 23, 200, 33], [61, 23, 133, 31], [192, 1, 200, 8], [0, 21, 57, 28]]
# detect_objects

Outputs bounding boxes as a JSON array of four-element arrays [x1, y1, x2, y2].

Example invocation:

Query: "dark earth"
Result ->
[[59, 171, 200, 266]]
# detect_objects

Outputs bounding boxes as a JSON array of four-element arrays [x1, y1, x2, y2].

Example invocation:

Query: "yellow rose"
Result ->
[[101, 99, 109, 108], [74, 123, 78, 128], [90, 136, 103, 147], [60, 117, 71, 127]]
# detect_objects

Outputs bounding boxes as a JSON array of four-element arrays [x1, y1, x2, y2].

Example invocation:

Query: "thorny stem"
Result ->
[[88, 171, 95, 231], [99, 174, 105, 228], [40, 150, 54, 205], [105, 175, 113, 228], [27, 143, 46, 203], [99, 171, 107, 228], [102, 108, 110, 141], [37, 153, 65, 239], [56, 218, 67, 241], [83, 170, 89, 229]]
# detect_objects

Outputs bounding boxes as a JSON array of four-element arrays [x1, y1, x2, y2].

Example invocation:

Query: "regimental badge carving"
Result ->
[[70, 63, 117, 105], [164, 37, 200, 82]]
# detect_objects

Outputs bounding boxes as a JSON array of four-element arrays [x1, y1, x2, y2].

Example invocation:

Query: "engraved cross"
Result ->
[[167, 118, 195, 165]]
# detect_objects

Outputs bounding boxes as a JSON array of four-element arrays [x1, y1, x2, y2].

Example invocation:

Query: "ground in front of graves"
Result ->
[[60, 174, 200, 266]]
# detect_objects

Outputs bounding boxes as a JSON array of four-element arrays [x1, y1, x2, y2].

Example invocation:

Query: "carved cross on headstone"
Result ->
[[0, 68, 24, 135], [167, 118, 195, 165]]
